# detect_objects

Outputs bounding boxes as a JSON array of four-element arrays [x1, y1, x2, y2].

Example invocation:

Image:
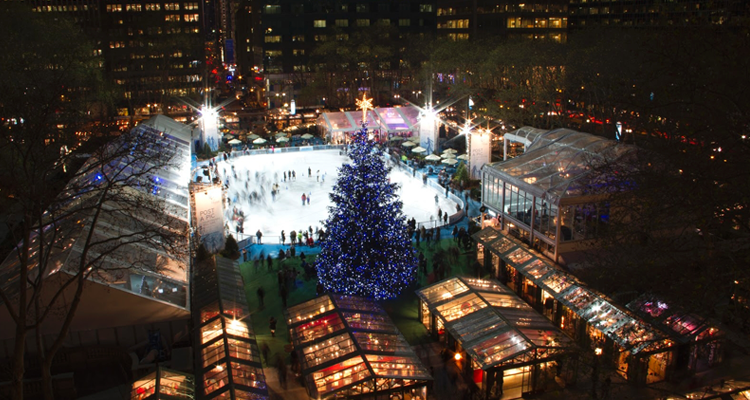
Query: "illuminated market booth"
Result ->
[[285, 294, 431, 399], [416, 277, 578, 399], [131, 366, 194, 400], [473, 227, 676, 385], [318, 106, 420, 144], [193, 257, 268, 399], [480, 127, 635, 263], [627, 294, 725, 374]]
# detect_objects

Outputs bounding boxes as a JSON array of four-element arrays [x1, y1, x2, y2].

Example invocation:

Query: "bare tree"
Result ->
[[0, 5, 189, 399]]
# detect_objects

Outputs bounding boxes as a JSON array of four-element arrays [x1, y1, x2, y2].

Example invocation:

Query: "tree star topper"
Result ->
[[355, 94, 374, 123]]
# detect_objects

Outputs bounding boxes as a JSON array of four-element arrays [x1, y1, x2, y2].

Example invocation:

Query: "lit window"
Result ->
[[184, 13, 199, 22], [356, 19, 370, 27], [335, 19, 348, 27], [264, 35, 282, 43], [264, 5, 281, 14], [419, 4, 433, 12], [313, 20, 326, 28], [399, 19, 411, 27]]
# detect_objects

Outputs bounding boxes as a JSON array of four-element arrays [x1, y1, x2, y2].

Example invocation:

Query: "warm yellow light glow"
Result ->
[[594, 347, 603, 356], [454, 352, 462, 361], [355, 94, 374, 123]]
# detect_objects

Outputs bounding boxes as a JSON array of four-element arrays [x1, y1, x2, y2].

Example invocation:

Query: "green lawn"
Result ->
[[237, 238, 478, 366]]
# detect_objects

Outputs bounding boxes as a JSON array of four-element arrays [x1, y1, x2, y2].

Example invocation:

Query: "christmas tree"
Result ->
[[315, 96, 417, 299]]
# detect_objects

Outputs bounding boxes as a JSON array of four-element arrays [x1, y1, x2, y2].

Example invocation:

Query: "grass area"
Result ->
[[237, 238, 478, 367]]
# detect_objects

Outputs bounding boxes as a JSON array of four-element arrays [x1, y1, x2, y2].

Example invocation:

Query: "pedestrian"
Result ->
[[308, 167, 311, 177], [290, 245, 296, 258], [280, 230, 286, 244], [283, 171, 287, 182], [280, 284, 288, 307], [290, 230, 297, 245], [301, 193, 306, 206], [266, 253, 273, 272], [256, 229, 263, 244], [438, 209, 443, 220], [257, 286, 265, 307], [435, 194, 439, 205], [298, 231, 303, 244], [300, 251, 306, 262], [452, 226, 459, 242], [276, 353, 287, 389], [269, 316, 277, 337], [260, 342, 270, 365], [415, 229, 421, 244], [307, 192, 311, 205], [292, 170, 296, 179], [242, 248, 247, 262], [253, 256, 260, 273], [278, 248, 286, 264]]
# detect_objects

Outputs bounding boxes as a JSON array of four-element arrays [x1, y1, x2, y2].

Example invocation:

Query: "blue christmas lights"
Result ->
[[315, 122, 417, 300]]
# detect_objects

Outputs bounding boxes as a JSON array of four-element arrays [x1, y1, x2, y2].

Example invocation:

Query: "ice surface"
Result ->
[[216, 149, 458, 242]]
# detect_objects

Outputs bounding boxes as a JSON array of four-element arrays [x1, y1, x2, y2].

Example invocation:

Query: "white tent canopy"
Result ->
[[318, 106, 421, 141]]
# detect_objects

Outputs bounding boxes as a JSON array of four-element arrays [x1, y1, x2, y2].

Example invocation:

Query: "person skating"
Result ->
[[301, 193, 306, 206], [307, 192, 311, 205], [308, 167, 311, 177], [256, 229, 263, 244]]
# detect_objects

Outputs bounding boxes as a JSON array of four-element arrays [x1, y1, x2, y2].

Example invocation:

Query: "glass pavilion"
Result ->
[[318, 106, 421, 144], [481, 127, 635, 262], [0, 115, 193, 333], [193, 257, 268, 399], [417, 277, 577, 399], [285, 294, 431, 399], [473, 227, 676, 385]]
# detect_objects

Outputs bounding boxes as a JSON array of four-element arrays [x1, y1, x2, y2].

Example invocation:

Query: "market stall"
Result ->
[[472, 227, 676, 385], [193, 258, 268, 399], [285, 294, 431, 399], [131, 366, 194, 400], [627, 294, 724, 374], [417, 277, 577, 399]]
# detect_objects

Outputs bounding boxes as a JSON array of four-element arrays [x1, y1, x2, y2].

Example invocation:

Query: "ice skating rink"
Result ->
[[216, 149, 458, 240]]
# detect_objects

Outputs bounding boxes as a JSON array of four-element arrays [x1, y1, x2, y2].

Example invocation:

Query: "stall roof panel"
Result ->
[[416, 277, 470, 304], [286, 294, 431, 399], [627, 294, 722, 343], [418, 277, 577, 370]]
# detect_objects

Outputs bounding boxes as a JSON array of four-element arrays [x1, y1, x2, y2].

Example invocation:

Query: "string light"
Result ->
[[315, 117, 417, 300]]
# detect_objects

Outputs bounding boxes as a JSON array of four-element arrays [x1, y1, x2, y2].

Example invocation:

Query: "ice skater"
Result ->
[[301, 193, 307, 206], [307, 192, 311, 205]]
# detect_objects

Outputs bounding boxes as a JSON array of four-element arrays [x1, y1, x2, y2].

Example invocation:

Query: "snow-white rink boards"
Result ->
[[216, 149, 459, 240]]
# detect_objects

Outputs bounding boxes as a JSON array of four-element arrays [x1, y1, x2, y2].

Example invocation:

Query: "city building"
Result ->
[[436, 0, 569, 42], [567, 0, 750, 29], [27, 1, 207, 120]]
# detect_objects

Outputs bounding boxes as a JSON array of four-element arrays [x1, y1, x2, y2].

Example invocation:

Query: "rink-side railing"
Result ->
[[384, 153, 466, 230]]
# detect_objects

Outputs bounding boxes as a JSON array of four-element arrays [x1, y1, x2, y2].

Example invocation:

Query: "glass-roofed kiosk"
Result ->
[[481, 127, 635, 263], [193, 257, 268, 399], [417, 277, 578, 399], [472, 228, 677, 385], [285, 294, 431, 399]]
